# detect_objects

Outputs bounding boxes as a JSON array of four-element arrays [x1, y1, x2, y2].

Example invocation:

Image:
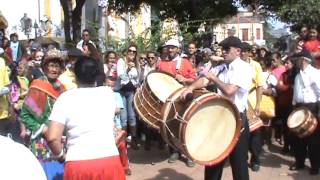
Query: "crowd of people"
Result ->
[[0, 24, 319, 180]]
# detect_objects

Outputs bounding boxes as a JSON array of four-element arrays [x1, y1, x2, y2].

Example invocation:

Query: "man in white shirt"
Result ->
[[289, 49, 320, 175], [9, 33, 24, 62], [182, 36, 252, 180], [76, 29, 96, 52]]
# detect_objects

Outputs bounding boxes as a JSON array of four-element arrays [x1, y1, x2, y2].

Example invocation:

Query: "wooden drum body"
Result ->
[[287, 108, 318, 138], [161, 88, 241, 165], [134, 71, 183, 129]]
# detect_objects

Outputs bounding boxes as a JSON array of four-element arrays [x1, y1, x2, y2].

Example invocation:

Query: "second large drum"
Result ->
[[134, 71, 183, 129], [161, 88, 241, 166]]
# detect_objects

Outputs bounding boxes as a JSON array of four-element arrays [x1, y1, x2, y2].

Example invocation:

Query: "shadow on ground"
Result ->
[[144, 168, 194, 180]]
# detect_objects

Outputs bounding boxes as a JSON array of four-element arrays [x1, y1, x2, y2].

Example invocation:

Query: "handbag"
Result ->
[[121, 81, 136, 92]]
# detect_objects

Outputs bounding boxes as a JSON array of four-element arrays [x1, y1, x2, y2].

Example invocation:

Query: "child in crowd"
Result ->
[[9, 60, 29, 143], [106, 76, 132, 176]]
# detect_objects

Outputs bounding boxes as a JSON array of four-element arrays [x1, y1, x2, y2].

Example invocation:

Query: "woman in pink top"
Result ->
[[271, 52, 286, 80]]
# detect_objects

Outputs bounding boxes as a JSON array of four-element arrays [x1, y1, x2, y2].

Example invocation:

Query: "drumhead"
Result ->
[[147, 72, 183, 102], [184, 94, 239, 164], [288, 109, 307, 128]]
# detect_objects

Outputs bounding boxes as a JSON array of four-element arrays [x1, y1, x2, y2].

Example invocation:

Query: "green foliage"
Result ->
[[241, 0, 320, 27], [109, 0, 238, 33]]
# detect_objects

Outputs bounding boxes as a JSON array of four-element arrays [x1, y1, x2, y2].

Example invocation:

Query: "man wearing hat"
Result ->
[[182, 36, 252, 180], [157, 38, 196, 167], [157, 39, 196, 85], [59, 48, 84, 90], [289, 49, 320, 175], [241, 42, 264, 172]]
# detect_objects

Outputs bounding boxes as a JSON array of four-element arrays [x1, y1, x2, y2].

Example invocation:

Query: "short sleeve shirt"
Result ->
[[157, 56, 196, 80], [249, 59, 264, 88], [49, 86, 119, 161], [210, 58, 253, 113]]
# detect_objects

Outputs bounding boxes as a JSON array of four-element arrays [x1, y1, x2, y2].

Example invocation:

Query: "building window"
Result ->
[[256, 28, 261, 40], [242, 28, 249, 41]]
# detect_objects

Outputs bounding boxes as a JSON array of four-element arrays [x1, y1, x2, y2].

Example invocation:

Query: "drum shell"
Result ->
[[287, 108, 318, 138], [134, 71, 182, 129], [161, 88, 241, 166]]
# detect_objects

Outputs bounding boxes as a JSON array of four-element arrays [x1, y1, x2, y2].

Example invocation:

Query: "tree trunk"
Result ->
[[72, 0, 86, 43], [60, 0, 72, 44]]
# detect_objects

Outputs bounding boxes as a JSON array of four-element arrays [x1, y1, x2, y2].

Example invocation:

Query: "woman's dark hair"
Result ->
[[9, 63, 20, 88], [104, 51, 117, 63], [74, 56, 100, 85]]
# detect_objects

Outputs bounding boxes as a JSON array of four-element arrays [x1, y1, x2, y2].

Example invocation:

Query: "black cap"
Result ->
[[67, 48, 84, 57], [292, 48, 313, 62], [240, 42, 252, 51], [218, 36, 242, 49]]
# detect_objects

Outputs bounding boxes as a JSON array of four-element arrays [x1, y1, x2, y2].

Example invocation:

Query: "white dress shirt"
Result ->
[[210, 57, 253, 113], [293, 64, 320, 104]]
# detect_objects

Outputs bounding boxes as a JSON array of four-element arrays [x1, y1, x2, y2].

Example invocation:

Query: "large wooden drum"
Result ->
[[134, 71, 183, 129], [287, 107, 318, 138], [161, 88, 241, 165]]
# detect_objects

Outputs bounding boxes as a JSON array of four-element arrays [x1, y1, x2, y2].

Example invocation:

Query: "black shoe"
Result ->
[[186, 159, 195, 167], [251, 163, 260, 172], [310, 168, 319, 175], [289, 163, 305, 171], [168, 153, 179, 163]]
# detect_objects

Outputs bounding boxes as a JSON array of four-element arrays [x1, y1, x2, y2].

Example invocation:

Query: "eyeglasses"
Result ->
[[128, 49, 137, 53], [147, 56, 156, 59]]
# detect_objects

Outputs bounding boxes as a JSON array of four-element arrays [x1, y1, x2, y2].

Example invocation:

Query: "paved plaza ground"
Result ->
[[127, 140, 320, 180]]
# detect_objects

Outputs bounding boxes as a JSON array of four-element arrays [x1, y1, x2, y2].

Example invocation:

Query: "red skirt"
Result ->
[[64, 156, 126, 180]]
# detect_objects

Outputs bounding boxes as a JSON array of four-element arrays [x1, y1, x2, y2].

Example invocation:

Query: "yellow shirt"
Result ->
[[249, 58, 264, 89], [58, 68, 77, 90], [0, 57, 10, 119]]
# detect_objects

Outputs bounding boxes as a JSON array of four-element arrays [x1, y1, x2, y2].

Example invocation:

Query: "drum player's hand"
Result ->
[[255, 107, 261, 117], [175, 74, 186, 83], [205, 72, 217, 82], [181, 87, 193, 100]]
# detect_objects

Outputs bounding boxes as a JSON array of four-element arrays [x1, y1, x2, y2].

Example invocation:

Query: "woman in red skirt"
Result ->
[[46, 56, 125, 180]]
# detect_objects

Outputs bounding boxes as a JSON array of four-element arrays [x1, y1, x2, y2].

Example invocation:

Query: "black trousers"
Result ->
[[249, 128, 262, 164], [291, 103, 320, 169], [205, 112, 250, 180]]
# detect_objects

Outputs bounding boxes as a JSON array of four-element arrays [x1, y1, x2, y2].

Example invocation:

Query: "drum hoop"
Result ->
[[181, 94, 242, 165], [145, 70, 182, 102], [133, 91, 160, 129], [287, 107, 309, 129]]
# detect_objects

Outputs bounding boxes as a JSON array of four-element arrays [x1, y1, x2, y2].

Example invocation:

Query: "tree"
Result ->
[[241, 0, 320, 29], [109, 0, 238, 33], [60, 0, 86, 45]]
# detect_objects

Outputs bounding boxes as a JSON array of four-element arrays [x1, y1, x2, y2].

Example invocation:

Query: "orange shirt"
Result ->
[[157, 58, 196, 80], [304, 39, 320, 68]]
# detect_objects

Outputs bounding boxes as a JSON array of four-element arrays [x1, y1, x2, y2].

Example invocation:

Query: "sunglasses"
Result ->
[[128, 49, 137, 53]]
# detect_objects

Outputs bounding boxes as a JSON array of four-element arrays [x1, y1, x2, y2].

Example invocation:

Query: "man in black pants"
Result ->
[[182, 36, 252, 180], [289, 49, 320, 175]]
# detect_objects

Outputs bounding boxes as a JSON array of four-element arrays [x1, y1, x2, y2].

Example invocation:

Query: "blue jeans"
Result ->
[[120, 91, 136, 127]]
